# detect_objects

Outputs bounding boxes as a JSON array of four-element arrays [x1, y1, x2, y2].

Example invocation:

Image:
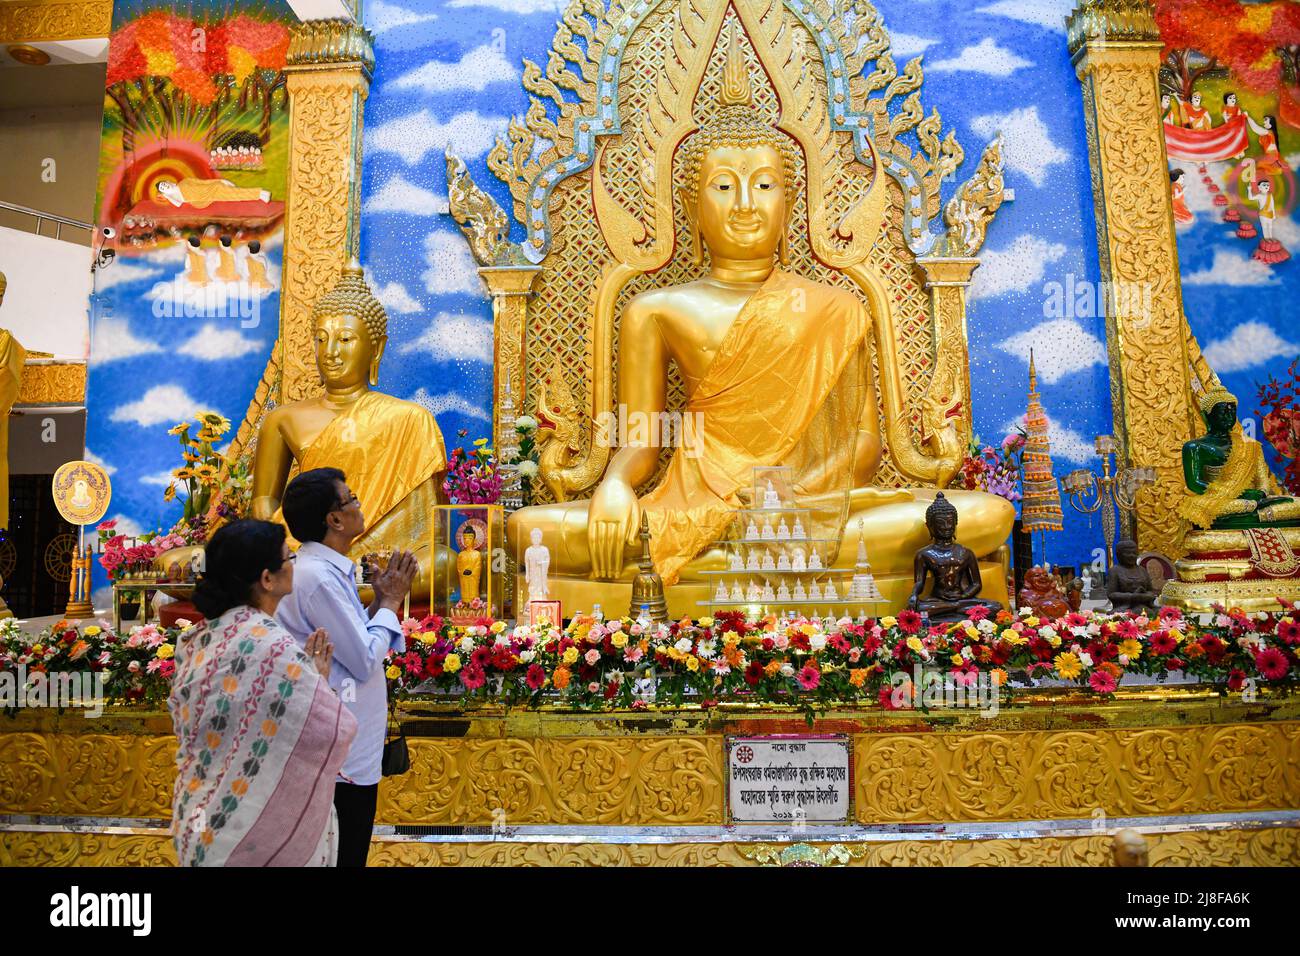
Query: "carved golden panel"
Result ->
[[10, 828, 1298, 867], [16, 362, 85, 405], [0, 732, 174, 819], [2, 720, 1297, 827], [378, 736, 726, 826], [854, 723, 1300, 823], [0, 0, 111, 44]]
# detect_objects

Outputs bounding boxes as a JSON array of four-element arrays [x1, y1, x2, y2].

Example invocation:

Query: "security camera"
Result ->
[[101, 226, 116, 239]]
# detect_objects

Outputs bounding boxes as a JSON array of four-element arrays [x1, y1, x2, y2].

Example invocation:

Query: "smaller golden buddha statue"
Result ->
[[252, 262, 447, 592], [0, 270, 26, 534], [456, 524, 483, 603]]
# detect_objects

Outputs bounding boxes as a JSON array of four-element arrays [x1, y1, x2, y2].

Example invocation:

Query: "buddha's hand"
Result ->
[[589, 477, 639, 580]]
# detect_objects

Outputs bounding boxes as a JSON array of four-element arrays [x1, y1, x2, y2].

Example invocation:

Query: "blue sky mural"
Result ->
[[86, 0, 1128, 592]]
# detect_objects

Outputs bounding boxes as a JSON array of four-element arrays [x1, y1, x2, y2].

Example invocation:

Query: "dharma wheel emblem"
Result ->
[[736, 745, 754, 764]]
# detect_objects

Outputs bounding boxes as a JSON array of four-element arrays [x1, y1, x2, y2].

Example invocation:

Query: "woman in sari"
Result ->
[[170, 519, 357, 866]]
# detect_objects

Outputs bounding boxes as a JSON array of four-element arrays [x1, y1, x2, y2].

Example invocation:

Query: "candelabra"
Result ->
[[1061, 435, 1156, 568]]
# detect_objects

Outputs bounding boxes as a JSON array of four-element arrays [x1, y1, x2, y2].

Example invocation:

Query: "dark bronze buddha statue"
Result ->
[[1105, 539, 1157, 614], [906, 493, 1002, 623]]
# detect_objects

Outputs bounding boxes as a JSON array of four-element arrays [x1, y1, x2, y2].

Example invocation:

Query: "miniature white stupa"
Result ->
[[846, 519, 885, 604]]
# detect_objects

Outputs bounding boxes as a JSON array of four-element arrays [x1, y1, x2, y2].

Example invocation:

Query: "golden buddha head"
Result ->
[[311, 261, 388, 389], [677, 23, 798, 267]]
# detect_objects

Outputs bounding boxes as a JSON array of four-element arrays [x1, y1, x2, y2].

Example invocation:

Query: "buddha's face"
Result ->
[[1116, 541, 1138, 568], [1025, 566, 1050, 590], [314, 311, 376, 389], [695, 144, 787, 262], [1206, 400, 1237, 433], [926, 508, 956, 542]]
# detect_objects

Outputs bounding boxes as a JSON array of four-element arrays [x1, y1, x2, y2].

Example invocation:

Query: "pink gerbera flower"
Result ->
[[796, 665, 821, 690], [525, 663, 546, 690], [460, 663, 487, 690], [965, 604, 990, 622], [1254, 647, 1290, 681], [1088, 670, 1117, 693], [1277, 619, 1300, 646], [897, 609, 922, 634]]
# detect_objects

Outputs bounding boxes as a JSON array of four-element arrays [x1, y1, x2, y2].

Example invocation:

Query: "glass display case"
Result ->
[[431, 504, 505, 623]]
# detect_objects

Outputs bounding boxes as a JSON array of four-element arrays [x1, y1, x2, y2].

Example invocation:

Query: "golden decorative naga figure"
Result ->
[[251, 262, 447, 583], [506, 56, 1012, 600]]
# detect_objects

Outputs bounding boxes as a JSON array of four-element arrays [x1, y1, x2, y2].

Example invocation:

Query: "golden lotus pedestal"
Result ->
[[1161, 528, 1300, 614], [1, 690, 1298, 866]]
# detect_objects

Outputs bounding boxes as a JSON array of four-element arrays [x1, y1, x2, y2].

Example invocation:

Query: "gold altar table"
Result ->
[[1, 692, 1298, 866]]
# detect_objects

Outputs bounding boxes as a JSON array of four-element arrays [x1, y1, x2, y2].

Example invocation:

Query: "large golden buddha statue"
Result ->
[[505, 67, 1013, 609], [251, 263, 447, 581]]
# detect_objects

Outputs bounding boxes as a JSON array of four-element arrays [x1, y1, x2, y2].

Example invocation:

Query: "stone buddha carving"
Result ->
[[1179, 384, 1300, 530], [1105, 538, 1157, 614], [251, 262, 447, 589], [505, 56, 1012, 591]]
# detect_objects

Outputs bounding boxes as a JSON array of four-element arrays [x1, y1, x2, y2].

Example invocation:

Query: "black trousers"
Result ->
[[333, 782, 379, 867]]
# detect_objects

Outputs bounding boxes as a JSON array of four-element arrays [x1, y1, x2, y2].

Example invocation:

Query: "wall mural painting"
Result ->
[[84, 0, 295, 604], [1157, 0, 1300, 491]]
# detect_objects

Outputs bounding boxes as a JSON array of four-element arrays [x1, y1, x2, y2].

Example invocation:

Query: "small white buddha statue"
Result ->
[[791, 516, 806, 540], [761, 552, 776, 571], [777, 551, 791, 571], [524, 528, 551, 603], [809, 549, 823, 570], [746, 549, 760, 571], [776, 518, 790, 540], [762, 582, 775, 601], [791, 549, 807, 573], [763, 479, 781, 509], [793, 579, 807, 602], [714, 580, 729, 602], [809, 580, 822, 601], [823, 580, 838, 601], [729, 551, 744, 572], [777, 582, 791, 602], [730, 582, 744, 602], [760, 520, 775, 540], [747, 580, 762, 602], [745, 518, 760, 541]]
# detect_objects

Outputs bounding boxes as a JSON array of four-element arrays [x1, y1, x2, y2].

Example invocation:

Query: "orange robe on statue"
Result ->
[[640, 269, 873, 584]]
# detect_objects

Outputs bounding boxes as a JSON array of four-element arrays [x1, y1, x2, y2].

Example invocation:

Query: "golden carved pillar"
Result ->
[[480, 266, 543, 451], [916, 257, 980, 452], [277, 19, 375, 404], [1068, 0, 1199, 559]]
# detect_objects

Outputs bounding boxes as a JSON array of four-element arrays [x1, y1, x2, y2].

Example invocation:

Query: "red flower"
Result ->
[[525, 664, 546, 690], [603, 680, 619, 700], [744, 661, 764, 686], [761, 637, 775, 651], [898, 609, 922, 634], [1197, 635, 1227, 664], [965, 604, 990, 622], [1278, 619, 1300, 646], [1088, 670, 1117, 693], [1254, 647, 1290, 681], [460, 663, 487, 690], [1148, 630, 1177, 655], [470, 647, 491, 669], [796, 665, 821, 690], [861, 633, 882, 656], [878, 684, 899, 710], [1226, 668, 1247, 691], [425, 654, 444, 677]]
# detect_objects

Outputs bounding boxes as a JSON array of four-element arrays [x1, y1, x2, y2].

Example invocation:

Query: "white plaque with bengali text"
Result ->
[[726, 735, 851, 824]]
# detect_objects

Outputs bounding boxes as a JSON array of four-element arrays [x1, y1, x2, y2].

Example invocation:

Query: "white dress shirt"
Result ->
[[276, 541, 404, 786]]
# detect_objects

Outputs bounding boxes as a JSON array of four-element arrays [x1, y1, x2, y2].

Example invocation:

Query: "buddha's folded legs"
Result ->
[[506, 486, 1015, 580]]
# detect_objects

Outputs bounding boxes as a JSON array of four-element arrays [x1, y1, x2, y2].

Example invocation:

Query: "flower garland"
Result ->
[[4, 605, 1297, 716]]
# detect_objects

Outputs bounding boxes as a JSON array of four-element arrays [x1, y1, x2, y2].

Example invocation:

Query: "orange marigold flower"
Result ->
[[764, 659, 783, 677], [848, 669, 868, 687], [552, 666, 571, 690]]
